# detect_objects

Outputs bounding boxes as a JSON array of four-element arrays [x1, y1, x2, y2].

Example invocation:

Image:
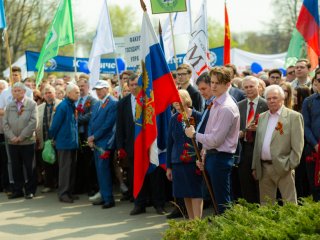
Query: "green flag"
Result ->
[[150, 0, 187, 14], [35, 0, 74, 87], [284, 28, 307, 68]]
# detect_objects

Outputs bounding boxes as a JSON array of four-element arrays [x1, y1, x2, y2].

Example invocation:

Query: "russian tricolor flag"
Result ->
[[296, 0, 320, 57], [133, 12, 180, 198]]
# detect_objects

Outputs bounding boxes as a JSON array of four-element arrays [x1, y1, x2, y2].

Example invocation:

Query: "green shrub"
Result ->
[[163, 198, 320, 240]]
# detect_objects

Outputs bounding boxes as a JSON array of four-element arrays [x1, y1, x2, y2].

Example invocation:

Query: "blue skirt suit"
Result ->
[[166, 110, 202, 198]]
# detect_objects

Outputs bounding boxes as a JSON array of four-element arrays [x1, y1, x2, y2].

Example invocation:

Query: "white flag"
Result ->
[[184, 0, 209, 82], [88, 0, 115, 88], [162, 0, 191, 61]]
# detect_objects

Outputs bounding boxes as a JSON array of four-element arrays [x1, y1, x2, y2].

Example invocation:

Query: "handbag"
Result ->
[[42, 140, 56, 164]]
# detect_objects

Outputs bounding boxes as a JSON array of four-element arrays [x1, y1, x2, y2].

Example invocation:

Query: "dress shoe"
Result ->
[[25, 193, 34, 199], [59, 195, 74, 203], [41, 187, 52, 193], [70, 195, 79, 200], [92, 200, 104, 205], [8, 192, 24, 199], [101, 201, 115, 209], [166, 207, 183, 219], [155, 206, 167, 215], [120, 193, 130, 201], [130, 206, 146, 215], [89, 192, 102, 202]]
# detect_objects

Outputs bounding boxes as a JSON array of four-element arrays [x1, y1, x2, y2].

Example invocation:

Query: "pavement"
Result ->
[[0, 190, 173, 240]]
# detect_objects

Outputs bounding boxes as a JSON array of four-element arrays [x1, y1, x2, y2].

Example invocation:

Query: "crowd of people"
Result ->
[[0, 58, 319, 220]]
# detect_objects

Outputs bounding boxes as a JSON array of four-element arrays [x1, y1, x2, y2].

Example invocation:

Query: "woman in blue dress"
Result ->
[[166, 89, 203, 219]]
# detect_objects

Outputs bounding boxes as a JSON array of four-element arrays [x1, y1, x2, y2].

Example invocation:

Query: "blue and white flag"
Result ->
[[0, 0, 7, 29]]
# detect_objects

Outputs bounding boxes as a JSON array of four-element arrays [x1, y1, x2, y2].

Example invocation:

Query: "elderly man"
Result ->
[[74, 78, 98, 195], [88, 80, 117, 209], [185, 67, 240, 214], [49, 83, 80, 203], [3, 82, 38, 199], [302, 68, 320, 201], [36, 85, 61, 193], [252, 85, 304, 205], [238, 76, 268, 203]]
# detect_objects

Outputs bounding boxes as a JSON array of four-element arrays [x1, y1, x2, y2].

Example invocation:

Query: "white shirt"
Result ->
[[261, 107, 283, 161], [130, 94, 136, 120], [0, 86, 33, 109]]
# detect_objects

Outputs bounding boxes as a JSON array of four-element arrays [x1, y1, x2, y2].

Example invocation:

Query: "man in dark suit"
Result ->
[[238, 76, 268, 203], [176, 64, 203, 112], [225, 63, 246, 102], [75, 77, 98, 195]]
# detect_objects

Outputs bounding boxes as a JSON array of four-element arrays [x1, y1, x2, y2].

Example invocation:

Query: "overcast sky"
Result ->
[[74, 0, 274, 34]]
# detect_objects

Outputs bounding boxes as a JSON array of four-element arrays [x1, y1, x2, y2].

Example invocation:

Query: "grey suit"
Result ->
[[237, 97, 268, 203]]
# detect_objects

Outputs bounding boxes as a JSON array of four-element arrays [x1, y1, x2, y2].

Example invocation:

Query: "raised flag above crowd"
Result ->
[[223, 2, 231, 65], [133, 10, 180, 198], [88, 0, 116, 89], [0, 0, 7, 29], [35, 0, 74, 87]]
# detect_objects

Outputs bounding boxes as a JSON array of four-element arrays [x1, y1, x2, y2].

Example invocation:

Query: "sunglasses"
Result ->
[[287, 71, 295, 75]]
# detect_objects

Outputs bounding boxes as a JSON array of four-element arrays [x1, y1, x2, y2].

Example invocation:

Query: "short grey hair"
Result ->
[[0, 80, 8, 89], [264, 85, 285, 99], [42, 84, 56, 94], [12, 82, 26, 91], [65, 82, 79, 94], [242, 76, 259, 87]]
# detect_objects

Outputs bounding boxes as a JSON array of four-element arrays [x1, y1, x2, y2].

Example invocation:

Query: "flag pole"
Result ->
[[73, 42, 77, 79], [4, 29, 13, 85], [169, 13, 179, 70]]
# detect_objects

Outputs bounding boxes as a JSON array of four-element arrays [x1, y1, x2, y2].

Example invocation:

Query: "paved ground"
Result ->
[[0, 190, 173, 240]]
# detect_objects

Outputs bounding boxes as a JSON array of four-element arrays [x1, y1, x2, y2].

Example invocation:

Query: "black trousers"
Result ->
[[0, 134, 9, 191], [135, 167, 166, 208], [57, 150, 77, 198], [9, 144, 36, 195], [238, 142, 259, 203]]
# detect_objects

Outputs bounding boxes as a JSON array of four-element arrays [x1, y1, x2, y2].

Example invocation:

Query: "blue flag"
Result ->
[[0, 0, 6, 29]]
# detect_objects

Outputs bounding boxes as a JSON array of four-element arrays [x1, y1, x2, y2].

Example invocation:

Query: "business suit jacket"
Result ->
[[3, 97, 38, 145], [88, 95, 117, 150], [78, 95, 98, 138], [229, 86, 246, 102], [116, 94, 135, 161], [252, 107, 304, 180], [36, 99, 61, 149]]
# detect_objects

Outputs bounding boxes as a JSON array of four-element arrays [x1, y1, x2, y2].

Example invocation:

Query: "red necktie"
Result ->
[[246, 102, 254, 143]]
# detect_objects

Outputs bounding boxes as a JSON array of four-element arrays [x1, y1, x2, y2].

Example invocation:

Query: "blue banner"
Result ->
[[25, 51, 126, 74], [0, 0, 7, 29]]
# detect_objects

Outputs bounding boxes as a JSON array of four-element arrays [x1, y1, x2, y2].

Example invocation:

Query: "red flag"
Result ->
[[134, 12, 180, 198], [223, 2, 231, 65]]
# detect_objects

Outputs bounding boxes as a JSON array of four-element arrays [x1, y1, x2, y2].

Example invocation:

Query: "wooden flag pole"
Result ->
[[4, 29, 13, 85], [169, 13, 179, 70], [179, 102, 219, 215]]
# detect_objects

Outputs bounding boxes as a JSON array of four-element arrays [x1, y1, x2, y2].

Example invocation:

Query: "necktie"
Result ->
[[78, 97, 83, 107], [246, 102, 254, 143]]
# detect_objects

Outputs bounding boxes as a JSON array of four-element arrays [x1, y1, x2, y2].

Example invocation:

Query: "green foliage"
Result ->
[[163, 198, 320, 240]]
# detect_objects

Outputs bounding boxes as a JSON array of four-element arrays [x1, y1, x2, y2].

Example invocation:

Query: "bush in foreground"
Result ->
[[163, 198, 320, 240]]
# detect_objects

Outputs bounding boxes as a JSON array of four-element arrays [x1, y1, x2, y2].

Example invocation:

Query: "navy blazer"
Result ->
[[49, 98, 78, 150], [166, 110, 202, 168], [78, 95, 98, 138], [88, 95, 117, 150], [229, 86, 246, 102]]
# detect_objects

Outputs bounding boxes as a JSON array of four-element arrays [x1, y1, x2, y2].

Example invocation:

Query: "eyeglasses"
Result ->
[[287, 71, 295, 75], [316, 78, 320, 83], [270, 76, 281, 79], [177, 73, 188, 77]]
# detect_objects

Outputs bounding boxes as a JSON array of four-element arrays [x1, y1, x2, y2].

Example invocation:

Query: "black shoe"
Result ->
[[25, 193, 34, 199], [166, 207, 183, 219], [59, 195, 74, 203], [120, 194, 131, 201], [8, 192, 24, 199], [102, 201, 115, 209], [155, 206, 167, 215], [70, 195, 79, 200], [130, 206, 146, 215], [92, 200, 105, 205]]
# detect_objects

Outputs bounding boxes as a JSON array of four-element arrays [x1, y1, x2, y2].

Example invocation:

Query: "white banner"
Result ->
[[124, 32, 141, 69]]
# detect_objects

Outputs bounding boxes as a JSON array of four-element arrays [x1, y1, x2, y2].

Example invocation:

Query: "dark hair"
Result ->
[[12, 66, 22, 73], [121, 70, 134, 79], [196, 72, 211, 86], [224, 63, 238, 79], [209, 67, 231, 84], [293, 86, 311, 112], [296, 59, 311, 69], [128, 73, 138, 85], [268, 69, 282, 77]]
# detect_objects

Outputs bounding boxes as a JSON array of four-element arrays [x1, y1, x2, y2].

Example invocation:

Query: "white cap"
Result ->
[[93, 80, 110, 90]]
